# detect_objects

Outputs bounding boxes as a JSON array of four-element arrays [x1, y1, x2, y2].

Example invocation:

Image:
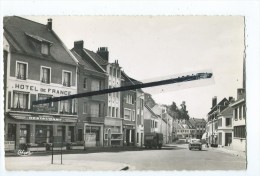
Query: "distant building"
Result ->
[[189, 118, 206, 139], [144, 105, 160, 134], [230, 88, 246, 152], [4, 17, 78, 150]]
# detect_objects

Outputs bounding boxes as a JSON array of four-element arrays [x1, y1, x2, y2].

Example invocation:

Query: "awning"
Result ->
[[201, 132, 208, 139], [8, 113, 77, 123]]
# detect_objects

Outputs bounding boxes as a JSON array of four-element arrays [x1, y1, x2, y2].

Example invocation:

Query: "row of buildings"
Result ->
[[205, 89, 246, 152], [3, 16, 208, 151]]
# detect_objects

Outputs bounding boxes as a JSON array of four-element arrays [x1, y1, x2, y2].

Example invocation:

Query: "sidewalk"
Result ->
[[207, 145, 246, 158], [5, 146, 143, 157]]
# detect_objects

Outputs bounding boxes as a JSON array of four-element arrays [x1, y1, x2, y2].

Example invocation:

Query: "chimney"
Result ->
[[237, 88, 245, 100], [97, 47, 109, 61], [228, 96, 234, 102], [74, 40, 84, 50], [212, 96, 217, 108], [47, 18, 52, 31]]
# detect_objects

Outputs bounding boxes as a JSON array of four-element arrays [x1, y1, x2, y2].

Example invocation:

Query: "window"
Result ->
[[126, 94, 133, 104], [234, 108, 238, 120], [16, 62, 27, 80], [115, 108, 118, 118], [132, 110, 135, 121], [113, 68, 116, 77], [226, 118, 232, 126], [108, 107, 111, 117], [155, 121, 158, 128], [243, 105, 246, 119], [109, 67, 113, 75], [239, 106, 242, 120], [60, 100, 72, 113], [83, 102, 87, 114], [117, 69, 120, 78], [124, 109, 131, 120], [41, 67, 50, 84], [38, 94, 52, 107], [218, 118, 222, 127], [83, 78, 87, 89], [13, 92, 29, 109], [91, 79, 100, 91], [41, 43, 49, 55], [63, 71, 71, 87], [112, 107, 115, 117], [234, 125, 246, 138], [90, 102, 100, 117]]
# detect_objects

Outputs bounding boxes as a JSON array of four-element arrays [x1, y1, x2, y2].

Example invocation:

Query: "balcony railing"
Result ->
[[85, 113, 105, 123]]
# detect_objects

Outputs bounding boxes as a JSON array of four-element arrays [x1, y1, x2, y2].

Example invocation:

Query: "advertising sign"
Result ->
[[4, 141, 15, 151]]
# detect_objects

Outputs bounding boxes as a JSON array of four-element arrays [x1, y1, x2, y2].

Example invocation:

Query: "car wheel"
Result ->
[[199, 148, 202, 151]]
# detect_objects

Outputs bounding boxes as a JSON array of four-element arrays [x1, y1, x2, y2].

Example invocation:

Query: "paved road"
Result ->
[[5, 144, 246, 171]]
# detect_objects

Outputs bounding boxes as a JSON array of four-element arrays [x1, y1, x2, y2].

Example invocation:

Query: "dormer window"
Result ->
[[41, 43, 49, 55]]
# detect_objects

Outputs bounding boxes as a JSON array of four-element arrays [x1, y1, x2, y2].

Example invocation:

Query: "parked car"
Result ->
[[144, 133, 163, 149], [189, 139, 202, 150]]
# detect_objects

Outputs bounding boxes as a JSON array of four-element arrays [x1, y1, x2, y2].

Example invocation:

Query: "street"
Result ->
[[5, 144, 246, 171]]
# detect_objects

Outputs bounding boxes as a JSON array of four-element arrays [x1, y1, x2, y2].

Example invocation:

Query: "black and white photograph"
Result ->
[[0, 1, 260, 176]]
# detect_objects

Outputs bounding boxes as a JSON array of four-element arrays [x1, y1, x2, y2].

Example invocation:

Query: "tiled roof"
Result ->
[[4, 16, 77, 66], [84, 48, 108, 66], [220, 106, 233, 116], [70, 49, 98, 72]]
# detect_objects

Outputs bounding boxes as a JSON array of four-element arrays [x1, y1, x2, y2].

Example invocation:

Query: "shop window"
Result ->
[[35, 125, 53, 144], [124, 109, 131, 120], [7, 124, 16, 141], [63, 71, 71, 87], [41, 66, 50, 84], [19, 124, 30, 144], [234, 125, 246, 138], [13, 91, 29, 109], [16, 62, 27, 80]]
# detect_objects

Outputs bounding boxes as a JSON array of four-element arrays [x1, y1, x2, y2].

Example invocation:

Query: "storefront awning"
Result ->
[[8, 113, 77, 123]]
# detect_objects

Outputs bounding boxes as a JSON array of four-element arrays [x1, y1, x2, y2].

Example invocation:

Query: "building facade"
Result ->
[[189, 118, 206, 139], [4, 17, 78, 150], [217, 106, 233, 147], [231, 88, 246, 152], [144, 105, 160, 134], [71, 41, 108, 147]]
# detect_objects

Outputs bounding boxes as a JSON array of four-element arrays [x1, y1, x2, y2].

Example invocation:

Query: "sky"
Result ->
[[25, 16, 244, 119]]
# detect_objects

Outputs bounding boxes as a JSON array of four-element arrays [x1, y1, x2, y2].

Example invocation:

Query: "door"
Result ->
[[225, 133, 232, 146], [108, 129, 111, 146]]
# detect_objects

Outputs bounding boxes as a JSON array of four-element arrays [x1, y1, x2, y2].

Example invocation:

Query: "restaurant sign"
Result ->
[[13, 115, 61, 122]]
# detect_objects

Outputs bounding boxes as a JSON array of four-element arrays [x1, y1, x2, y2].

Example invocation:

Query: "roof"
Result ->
[[208, 98, 229, 115], [144, 104, 159, 118], [84, 48, 108, 66], [70, 49, 101, 72], [189, 118, 206, 125], [4, 16, 77, 66], [219, 106, 233, 116]]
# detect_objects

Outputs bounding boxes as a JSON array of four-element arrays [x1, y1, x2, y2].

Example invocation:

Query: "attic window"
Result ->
[[41, 43, 49, 55]]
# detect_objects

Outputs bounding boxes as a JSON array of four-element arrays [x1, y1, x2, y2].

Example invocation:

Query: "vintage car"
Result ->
[[188, 139, 202, 150]]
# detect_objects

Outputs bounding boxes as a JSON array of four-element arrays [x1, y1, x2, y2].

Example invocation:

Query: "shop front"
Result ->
[[104, 118, 123, 147], [123, 125, 135, 146], [84, 124, 103, 147], [4, 113, 77, 151]]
